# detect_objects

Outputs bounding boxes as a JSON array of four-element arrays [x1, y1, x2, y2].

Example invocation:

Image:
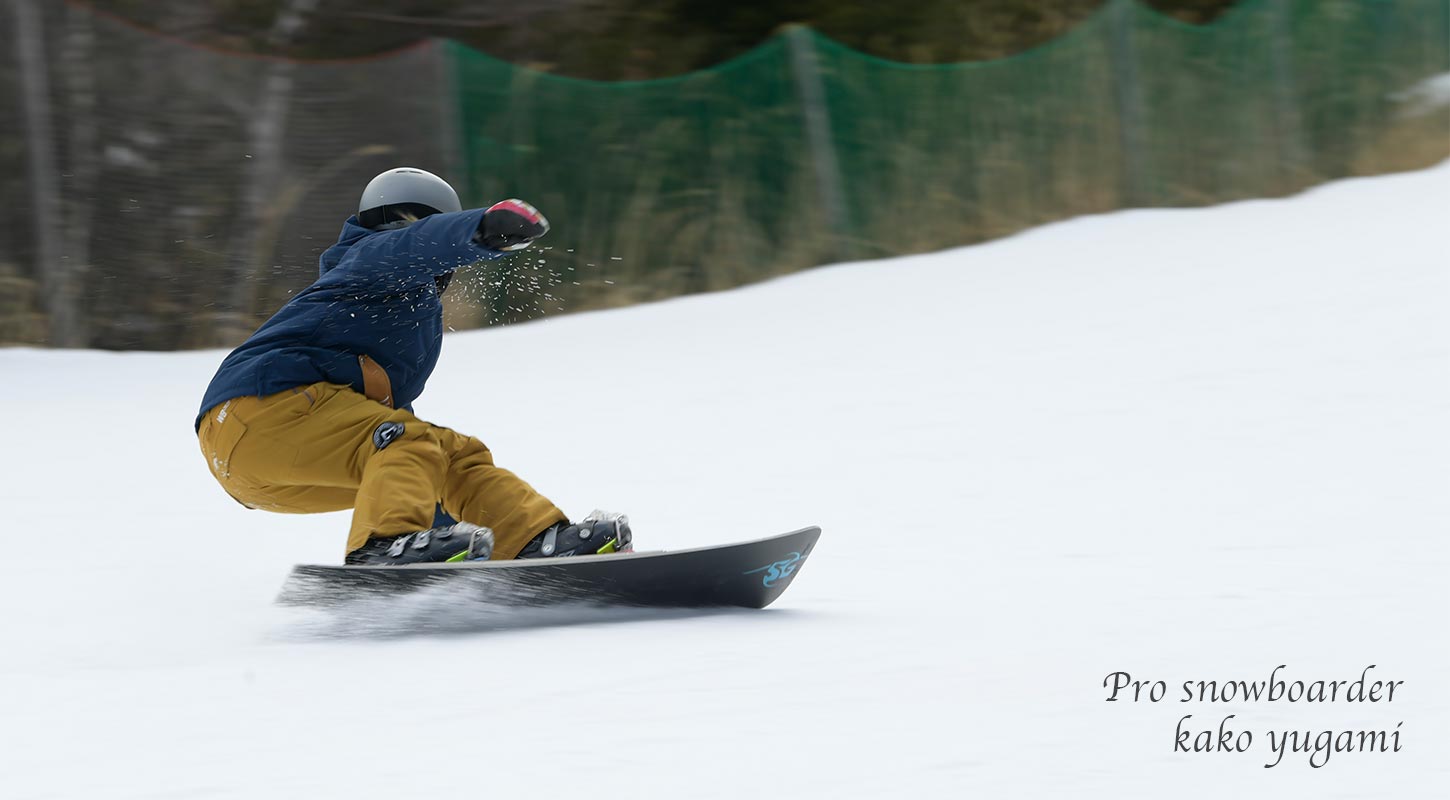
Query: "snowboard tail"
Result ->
[[277, 526, 820, 610]]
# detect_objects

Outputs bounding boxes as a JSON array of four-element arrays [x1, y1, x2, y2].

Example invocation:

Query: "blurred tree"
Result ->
[[220, 0, 320, 345], [10, 0, 82, 345]]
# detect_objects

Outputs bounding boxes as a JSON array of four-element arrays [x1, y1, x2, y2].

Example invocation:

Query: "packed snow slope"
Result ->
[[2, 163, 1447, 799]]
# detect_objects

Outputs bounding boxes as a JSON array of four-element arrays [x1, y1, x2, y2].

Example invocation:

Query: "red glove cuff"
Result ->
[[486, 199, 548, 230]]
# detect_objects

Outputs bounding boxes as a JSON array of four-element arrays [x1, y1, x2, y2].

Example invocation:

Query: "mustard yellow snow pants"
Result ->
[[197, 382, 565, 558]]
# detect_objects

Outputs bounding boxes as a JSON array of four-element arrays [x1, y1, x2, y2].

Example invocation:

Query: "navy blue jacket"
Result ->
[[196, 209, 504, 428]]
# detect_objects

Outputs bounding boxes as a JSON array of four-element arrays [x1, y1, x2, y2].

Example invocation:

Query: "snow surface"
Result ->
[[1395, 71, 1450, 117], [2, 163, 1448, 799]]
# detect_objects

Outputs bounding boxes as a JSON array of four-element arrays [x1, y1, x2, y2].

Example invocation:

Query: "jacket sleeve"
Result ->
[[323, 210, 505, 292]]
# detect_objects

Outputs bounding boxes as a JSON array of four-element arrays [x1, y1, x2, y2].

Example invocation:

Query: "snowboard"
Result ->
[[276, 526, 820, 610]]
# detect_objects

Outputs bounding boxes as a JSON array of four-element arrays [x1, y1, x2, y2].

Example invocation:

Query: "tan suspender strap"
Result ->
[[358, 354, 395, 409]]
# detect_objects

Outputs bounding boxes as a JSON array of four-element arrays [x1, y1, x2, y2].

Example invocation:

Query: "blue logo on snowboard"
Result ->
[[744, 552, 805, 587]]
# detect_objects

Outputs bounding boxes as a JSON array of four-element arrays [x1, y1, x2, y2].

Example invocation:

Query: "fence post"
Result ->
[[59, 2, 96, 347], [1267, 0, 1309, 192], [433, 39, 467, 197], [1107, 0, 1150, 207], [785, 25, 852, 262]]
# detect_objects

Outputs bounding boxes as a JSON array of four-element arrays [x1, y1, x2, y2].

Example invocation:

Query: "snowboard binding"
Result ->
[[345, 522, 495, 566], [516, 510, 633, 559]]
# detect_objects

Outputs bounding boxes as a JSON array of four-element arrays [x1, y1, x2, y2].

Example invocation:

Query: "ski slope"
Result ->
[[2, 163, 1447, 799]]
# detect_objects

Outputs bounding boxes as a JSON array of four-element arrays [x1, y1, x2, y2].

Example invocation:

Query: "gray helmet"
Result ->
[[358, 167, 462, 230]]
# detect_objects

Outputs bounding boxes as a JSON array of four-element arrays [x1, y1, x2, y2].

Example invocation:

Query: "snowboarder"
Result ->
[[195, 167, 630, 565]]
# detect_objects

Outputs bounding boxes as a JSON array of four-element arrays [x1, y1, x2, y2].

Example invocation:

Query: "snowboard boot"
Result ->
[[345, 522, 495, 566], [515, 511, 632, 559]]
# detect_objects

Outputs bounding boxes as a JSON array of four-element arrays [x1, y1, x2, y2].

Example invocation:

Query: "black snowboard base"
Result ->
[[276, 526, 821, 610]]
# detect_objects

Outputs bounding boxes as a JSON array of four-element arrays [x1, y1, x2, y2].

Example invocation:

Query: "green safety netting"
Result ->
[[448, 35, 819, 322], [4, 0, 1445, 347], [449, 0, 1448, 325]]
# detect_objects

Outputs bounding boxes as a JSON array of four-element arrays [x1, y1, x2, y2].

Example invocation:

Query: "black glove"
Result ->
[[477, 199, 550, 251]]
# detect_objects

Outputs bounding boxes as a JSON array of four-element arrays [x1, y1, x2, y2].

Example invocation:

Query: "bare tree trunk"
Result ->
[[60, 0, 98, 347], [10, 0, 82, 346], [217, 0, 318, 345]]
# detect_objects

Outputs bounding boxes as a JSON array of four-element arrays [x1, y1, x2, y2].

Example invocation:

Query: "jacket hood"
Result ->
[[319, 215, 376, 277]]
